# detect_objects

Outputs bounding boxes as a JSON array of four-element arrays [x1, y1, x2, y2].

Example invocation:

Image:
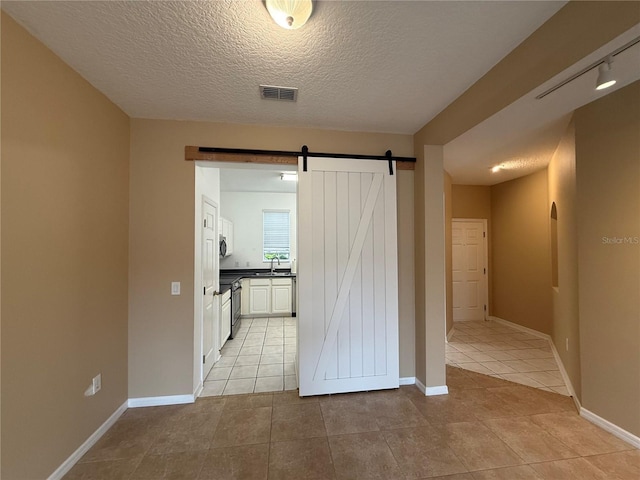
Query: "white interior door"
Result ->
[[452, 219, 487, 321], [298, 156, 399, 396], [202, 199, 220, 379]]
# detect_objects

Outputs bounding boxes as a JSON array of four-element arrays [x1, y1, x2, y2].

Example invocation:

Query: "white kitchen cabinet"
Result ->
[[242, 277, 293, 316], [249, 278, 271, 315], [218, 217, 234, 256], [220, 290, 231, 349], [271, 278, 292, 314]]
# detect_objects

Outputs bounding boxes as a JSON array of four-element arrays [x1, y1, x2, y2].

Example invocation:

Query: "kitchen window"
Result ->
[[263, 210, 290, 262]]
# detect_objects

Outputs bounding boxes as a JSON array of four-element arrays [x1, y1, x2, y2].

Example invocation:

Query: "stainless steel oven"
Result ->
[[230, 280, 242, 339]]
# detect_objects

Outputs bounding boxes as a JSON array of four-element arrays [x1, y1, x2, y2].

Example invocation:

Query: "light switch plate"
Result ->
[[171, 282, 181, 295]]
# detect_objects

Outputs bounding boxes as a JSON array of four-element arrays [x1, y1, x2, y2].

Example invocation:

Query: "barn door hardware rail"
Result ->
[[185, 145, 416, 173]]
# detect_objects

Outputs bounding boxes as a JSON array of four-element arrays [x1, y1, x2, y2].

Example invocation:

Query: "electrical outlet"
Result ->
[[565, 338, 569, 352], [235, 261, 240, 267], [93, 374, 102, 394], [246, 261, 250, 267]]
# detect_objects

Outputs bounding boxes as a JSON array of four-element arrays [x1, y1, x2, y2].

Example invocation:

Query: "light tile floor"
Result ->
[[201, 316, 297, 396], [447, 319, 570, 396]]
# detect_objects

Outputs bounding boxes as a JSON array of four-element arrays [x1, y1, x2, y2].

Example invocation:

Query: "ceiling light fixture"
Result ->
[[596, 57, 616, 90], [491, 165, 503, 173], [281, 173, 298, 181], [265, 0, 313, 30]]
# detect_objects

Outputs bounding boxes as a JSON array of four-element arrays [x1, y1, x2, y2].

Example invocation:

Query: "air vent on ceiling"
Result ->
[[260, 85, 298, 102]]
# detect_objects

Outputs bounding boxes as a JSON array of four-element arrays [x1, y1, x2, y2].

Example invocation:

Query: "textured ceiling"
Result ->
[[2, 0, 566, 135], [11, 1, 633, 186]]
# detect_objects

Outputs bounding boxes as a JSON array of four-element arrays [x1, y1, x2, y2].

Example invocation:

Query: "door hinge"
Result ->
[[204, 218, 207, 228], [483, 231, 486, 238], [484, 305, 487, 311], [202, 355, 205, 364], [204, 287, 206, 295], [484, 268, 486, 274]]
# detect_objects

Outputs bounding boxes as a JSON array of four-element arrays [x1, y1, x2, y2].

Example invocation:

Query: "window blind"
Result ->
[[263, 210, 290, 261]]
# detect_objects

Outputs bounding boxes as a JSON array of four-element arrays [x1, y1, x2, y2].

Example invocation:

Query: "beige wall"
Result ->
[[452, 185, 491, 219], [575, 81, 640, 437], [490, 169, 552, 334], [451, 185, 493, 314], [413, 149, 427, 385], [547, 119, 581, 399], [412, 140, 446, 389], [1, 13, 130, 479], [129, 119, 416, 398], [444, 173, 453, 335], [397, 171, 416, 378]]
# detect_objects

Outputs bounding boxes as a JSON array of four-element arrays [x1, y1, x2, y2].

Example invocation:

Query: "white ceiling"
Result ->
[[5, 1, 637, 186], [218, 165, 298, 193]]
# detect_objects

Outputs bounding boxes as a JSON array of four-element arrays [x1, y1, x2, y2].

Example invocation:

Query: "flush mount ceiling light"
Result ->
[[265, 0, 313, 29], [281, 172, 298, 181], [596, 57, 617, 90], [491, 165, 503, 173]]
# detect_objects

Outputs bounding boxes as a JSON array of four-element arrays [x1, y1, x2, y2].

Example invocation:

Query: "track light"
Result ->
[[535, 36, 639, 100], [596, 58, 616, 91]]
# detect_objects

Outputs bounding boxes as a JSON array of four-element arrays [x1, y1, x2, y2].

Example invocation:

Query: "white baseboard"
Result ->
[[127, 394, 195, 408], [193, 383, 204, 399], [399, 377, 415, 386], [414, 377, 449, 396], [488, 316, 549, 340], [547, 339, 581, 412], [47, 401, 128, 480], [580, 407, 640, 449], [446, 326, 455, 342], [425, 385, 449, 396]]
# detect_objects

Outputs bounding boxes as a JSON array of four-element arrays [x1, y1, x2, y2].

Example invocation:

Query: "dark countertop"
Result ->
[[219, 269, 296, 293]]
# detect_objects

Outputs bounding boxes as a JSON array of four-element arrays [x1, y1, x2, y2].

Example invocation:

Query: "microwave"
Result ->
[[219, 235, 228, 257]]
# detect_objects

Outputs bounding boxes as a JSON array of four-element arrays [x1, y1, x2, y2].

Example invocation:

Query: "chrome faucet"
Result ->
[[270, 256, 280, 273]]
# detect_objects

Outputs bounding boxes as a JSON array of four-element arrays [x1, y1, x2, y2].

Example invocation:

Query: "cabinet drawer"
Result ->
[[250, 278, 271, 286], [271, 278, 292, 286]]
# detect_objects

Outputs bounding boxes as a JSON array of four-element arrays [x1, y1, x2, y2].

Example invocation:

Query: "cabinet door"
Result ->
[[225, 219, 234, 255], [249, 284, 271, 314], [271, 283, 292, 314], [220, 298, 231, 349]]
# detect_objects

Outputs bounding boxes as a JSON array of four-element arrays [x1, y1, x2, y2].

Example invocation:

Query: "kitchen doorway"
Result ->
[[197, 163, 299, 396]]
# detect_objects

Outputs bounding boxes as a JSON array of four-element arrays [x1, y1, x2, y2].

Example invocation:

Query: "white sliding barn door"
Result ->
[[298, 157, 399, 396]]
